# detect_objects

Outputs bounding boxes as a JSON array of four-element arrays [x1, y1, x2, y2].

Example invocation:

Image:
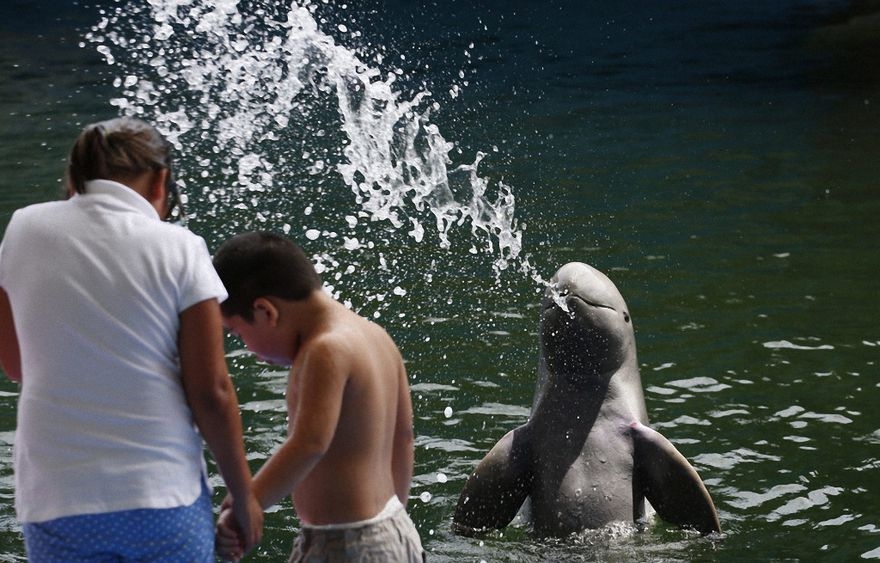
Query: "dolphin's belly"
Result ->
[[530, 447, 639, 536]]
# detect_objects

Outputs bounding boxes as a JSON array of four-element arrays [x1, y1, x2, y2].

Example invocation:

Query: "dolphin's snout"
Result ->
[[544, 282, 574, 314]]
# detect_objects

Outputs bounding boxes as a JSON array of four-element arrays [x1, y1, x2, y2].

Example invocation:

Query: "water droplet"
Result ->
[[86, 0, 539, 301]]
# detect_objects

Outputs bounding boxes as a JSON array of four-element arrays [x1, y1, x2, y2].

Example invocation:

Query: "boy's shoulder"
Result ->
[[316, 311, 375, 348], [299, 314, 359, 358], [310, 311, 397, 358], [294, 298, 397, 359]]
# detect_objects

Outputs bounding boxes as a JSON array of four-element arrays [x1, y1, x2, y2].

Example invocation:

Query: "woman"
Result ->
[[0, 117, 262, 561]]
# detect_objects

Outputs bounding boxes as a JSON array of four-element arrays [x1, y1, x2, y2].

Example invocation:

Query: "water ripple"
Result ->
[[692, 447, 781, 470], [461, 402, 529, 418], [767, 486, 844, 522], [240, 398, 286, 413], [772, 405, 854, 425], [763, 339, 834, 351], [726, 483, 807, 509], [411, 383, 459, 393], [665, 376, 732, 393], [417, 436, 479, 453], [816, 513, 858, 527], [653, 415, 712, 429]]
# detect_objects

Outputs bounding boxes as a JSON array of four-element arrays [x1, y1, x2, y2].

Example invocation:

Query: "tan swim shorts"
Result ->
[[290, 505, 425, 562]]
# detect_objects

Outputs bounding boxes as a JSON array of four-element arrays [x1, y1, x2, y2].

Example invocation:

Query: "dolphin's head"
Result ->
[[539, 262, 636, 385]]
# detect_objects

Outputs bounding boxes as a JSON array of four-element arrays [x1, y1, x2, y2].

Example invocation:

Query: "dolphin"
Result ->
[[453, 262, 721, 537]]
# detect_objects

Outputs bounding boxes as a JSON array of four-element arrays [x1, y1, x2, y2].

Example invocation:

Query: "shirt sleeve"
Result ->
[[0, 237, 8, 289], [0, 211, 23, 290], [178, 234, 228, 312]]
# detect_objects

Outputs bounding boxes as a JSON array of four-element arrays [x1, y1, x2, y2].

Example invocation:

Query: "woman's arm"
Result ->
[[179, 298, 263, 551], [0, 288, 21, 382]]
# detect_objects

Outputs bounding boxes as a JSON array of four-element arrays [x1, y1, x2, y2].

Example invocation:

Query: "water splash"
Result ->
[[84, 0, 530, 299], [547, 284, 573, 316]]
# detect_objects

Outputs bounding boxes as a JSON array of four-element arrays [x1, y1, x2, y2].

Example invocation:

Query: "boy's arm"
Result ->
[[0, 288, 21, 382], [251, 337, 348, 509], [392, 362, 415, 506], [178, 299, 263, 551]]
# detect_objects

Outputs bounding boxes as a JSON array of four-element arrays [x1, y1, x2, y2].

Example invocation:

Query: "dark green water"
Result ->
[[1, 1, 879, 561]]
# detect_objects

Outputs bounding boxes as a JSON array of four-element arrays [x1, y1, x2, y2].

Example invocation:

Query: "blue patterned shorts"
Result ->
[[22, 483, 214, 562]]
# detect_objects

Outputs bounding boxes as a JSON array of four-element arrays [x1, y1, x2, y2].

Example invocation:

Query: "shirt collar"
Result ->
[[82, 179, 160, 220]]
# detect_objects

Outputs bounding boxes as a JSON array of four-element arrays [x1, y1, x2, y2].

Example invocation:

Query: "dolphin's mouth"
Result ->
[[544, 290, 617, 313], [571, 295, 617, 312]]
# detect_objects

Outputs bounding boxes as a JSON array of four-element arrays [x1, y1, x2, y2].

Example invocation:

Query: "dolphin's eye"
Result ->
[[623, 312, 630, 323]]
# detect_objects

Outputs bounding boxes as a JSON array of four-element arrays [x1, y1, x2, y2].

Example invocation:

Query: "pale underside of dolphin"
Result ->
[[453, 262, 721, 538]]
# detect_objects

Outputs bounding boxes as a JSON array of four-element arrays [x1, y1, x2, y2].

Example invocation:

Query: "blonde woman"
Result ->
[[0, 117, 262, 561]]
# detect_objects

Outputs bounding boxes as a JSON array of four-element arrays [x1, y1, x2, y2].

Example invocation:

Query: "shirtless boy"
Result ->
[[213, 231, 424, 562]]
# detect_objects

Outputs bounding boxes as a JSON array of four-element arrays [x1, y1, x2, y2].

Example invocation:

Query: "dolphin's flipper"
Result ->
[[631, 422, 721, 534], [453, 426, 533, 536]]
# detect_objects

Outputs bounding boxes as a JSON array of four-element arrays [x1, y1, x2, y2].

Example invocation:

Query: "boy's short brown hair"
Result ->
[[213, 231, 322, 321]]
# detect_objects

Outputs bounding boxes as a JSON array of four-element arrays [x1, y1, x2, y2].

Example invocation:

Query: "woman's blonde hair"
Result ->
[[65, 117, 180, 220]]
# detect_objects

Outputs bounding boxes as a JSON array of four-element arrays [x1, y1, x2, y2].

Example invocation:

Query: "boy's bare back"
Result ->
[[277, 296, 413, 525], [213, 231, 422, 560]]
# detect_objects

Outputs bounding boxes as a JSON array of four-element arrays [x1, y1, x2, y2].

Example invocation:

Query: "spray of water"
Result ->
[[84, 0, 538, 303]]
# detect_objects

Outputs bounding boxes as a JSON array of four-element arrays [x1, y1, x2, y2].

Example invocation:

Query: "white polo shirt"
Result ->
[[0, 179, 228, 523]]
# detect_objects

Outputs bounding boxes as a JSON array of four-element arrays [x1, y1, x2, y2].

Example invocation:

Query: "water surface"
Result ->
[[1, 1, 878, 561]]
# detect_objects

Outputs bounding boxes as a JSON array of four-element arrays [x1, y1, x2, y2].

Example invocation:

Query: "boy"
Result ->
[[213, 231, 424, 562]]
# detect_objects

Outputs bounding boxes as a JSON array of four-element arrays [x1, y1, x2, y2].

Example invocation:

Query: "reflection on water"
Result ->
[[2, 0, 880, 561]]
